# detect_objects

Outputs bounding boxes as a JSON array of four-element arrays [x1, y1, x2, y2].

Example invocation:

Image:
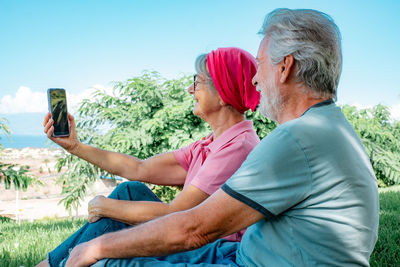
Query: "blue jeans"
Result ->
[[90, 239, 241, 267], [48, 181, 162, 267], [50, 181, 241, 267]]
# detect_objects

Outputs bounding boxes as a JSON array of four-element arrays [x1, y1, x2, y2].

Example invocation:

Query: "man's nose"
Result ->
[[252, 74, 258, 87]]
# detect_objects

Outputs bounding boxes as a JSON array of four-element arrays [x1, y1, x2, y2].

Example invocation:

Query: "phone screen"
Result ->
[[48, 88, 70, 137]]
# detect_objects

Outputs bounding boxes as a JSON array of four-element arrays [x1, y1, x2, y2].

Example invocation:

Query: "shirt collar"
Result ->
[[204, 120, 254, 153], [301, 98, 334, 117]]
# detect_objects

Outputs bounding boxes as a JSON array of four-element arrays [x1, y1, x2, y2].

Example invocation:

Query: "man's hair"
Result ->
[[259, 8, 342, 100]]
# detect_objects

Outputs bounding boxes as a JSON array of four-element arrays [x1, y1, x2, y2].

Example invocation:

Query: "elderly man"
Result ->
[[65, 8, 379, 267]]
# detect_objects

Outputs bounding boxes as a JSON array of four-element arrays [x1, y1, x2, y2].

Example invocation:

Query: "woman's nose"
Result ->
[[187, 84, 195, 94]]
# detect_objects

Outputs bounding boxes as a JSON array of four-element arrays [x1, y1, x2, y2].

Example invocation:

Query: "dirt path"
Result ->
[[0, 193, 112, 221]]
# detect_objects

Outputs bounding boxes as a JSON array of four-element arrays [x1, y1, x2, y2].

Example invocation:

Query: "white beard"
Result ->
[[257, 79, 284, 122]]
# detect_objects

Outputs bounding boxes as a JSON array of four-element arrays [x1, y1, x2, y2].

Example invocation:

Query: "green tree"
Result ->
[[0, 117, 10, 139], [56, 72, 211, 213], [56, 72, 279, 213], [0, 118, 38, 191], [54, 71, 399, 212], [245, 109, 277, 139], [342, 104, 400, 186]]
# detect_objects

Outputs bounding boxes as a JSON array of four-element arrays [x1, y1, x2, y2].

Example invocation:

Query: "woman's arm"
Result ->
[[44, 112, 187, 185], [71, 143, 187, 185], [88, 185, 209, 225]]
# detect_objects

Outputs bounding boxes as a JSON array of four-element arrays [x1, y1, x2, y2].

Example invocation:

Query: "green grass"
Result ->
[[0, 187, 399, 267], [0, 218, 86, 267], [370, 185, 400, 266]]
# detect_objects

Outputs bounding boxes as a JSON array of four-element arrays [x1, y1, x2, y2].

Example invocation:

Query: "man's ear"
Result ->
[[279, 54, 295, 83]]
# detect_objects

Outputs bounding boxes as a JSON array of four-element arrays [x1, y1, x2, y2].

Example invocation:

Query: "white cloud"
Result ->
[[0, 86, 46, 114], [0, 85, 113, 114]]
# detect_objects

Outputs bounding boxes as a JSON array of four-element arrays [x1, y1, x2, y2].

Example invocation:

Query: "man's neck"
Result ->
[[277, 94, 330, 125]]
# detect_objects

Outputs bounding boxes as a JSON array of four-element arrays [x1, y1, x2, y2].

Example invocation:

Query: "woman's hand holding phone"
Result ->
[[43, 112, 80, 153]]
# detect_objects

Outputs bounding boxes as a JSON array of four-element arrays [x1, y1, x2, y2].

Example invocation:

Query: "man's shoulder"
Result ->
[[278, 104, 345, 137], [256, 104, 352, 156]]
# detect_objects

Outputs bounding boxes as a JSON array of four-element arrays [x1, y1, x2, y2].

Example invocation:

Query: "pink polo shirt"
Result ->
[[174, 120, 260, 242]]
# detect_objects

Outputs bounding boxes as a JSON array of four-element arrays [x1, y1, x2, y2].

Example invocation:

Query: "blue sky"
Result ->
[[0, 0, 399, 135]]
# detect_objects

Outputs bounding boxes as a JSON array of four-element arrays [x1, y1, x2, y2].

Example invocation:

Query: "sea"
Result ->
[[0, 134, 56, 149]]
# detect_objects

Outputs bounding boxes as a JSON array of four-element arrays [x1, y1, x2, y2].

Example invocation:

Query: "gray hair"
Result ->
[[194, 54, 217, 93], [259, 8, 342, 100]]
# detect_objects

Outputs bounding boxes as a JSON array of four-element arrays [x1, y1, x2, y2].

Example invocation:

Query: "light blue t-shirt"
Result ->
[[222, 101, 379, 267]]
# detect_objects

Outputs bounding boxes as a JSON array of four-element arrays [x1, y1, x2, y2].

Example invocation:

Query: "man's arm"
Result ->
[[65, 188, 264, 266]]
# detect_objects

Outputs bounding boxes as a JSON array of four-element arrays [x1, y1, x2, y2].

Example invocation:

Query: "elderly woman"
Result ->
[[37, 47, 260, 267]]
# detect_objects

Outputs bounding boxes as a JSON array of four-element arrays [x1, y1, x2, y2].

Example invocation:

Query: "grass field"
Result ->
[[1, 186, 399, 267], [0, 218, 86, 267], [370, 185, 400, 266]]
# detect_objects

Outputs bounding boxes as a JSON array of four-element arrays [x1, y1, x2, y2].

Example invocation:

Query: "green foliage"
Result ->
[[0, 163, 38, 191], [370, 186, 400, 266], [245, 109, 277, 139], [149, 184, 182, 203], [54, 71, 399, 212], [57, 71, 210, 212], [56, 157, 105, 216], [342, 104, 400, 186], [0, 117, 11, 143], [0, 117, 11, 151], [0, 215, 12, 223], [0, 117, 39, 191]]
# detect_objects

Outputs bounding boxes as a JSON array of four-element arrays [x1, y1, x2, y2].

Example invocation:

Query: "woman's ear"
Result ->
[[279, 54, 295, 83], [218, 96, 227, 107]]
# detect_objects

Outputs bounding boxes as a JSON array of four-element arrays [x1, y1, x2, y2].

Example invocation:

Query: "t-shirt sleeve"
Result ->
[[222, 128, 312, 218], [190, 140, 256, 195], [173, 141, 197, 171]]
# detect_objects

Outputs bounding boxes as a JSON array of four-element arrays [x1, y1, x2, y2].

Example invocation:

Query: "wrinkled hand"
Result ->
[[88, 195, 106, 223], [43, 112, 79, 153], [65, 241, 100, 267]]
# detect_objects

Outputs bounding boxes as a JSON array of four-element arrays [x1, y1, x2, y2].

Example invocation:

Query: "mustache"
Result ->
[[256, 86, 266, 97]]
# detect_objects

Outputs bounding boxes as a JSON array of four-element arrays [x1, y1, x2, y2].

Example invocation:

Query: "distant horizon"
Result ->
[[0, 133, 48, 137], [0, 134, 54, 149]]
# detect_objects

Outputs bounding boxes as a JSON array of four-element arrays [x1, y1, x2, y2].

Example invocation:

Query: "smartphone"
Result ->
[[47, 88, 70, 137]]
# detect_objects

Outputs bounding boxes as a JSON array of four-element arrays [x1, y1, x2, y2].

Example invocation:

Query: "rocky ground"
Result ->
[[0, 148, 118, 221]]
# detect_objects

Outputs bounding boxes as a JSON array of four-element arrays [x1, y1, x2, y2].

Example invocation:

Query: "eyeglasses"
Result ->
[[193, 74, 212, 91], [193, 74, 200, 91]]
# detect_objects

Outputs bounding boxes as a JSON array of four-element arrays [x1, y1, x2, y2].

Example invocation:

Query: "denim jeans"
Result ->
[[89, 239, 241, 267], [48, 181, 162, 267], [50, 181, 241, 267]]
